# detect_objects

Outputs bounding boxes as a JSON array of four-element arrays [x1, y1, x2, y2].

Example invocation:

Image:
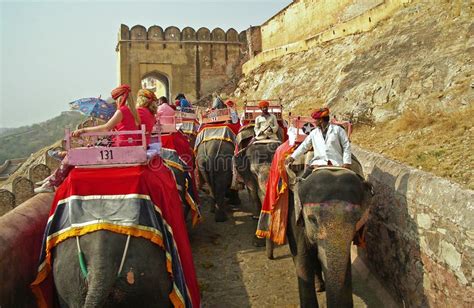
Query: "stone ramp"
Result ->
[[190, 191, 397, 307]]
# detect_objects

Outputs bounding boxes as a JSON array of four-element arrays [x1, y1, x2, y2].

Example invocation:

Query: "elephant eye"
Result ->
[[307, 214, 318, 224]]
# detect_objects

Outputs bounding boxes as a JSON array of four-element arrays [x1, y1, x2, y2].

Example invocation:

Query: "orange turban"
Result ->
[[111, 84, 131, 106], [137, 89, 157, 102], [311, 107, 330, 119], [225, 100, 234, 108], [258, 100, 270, 108]]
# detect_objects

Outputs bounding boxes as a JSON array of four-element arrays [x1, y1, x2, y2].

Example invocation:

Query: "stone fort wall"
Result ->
[[243, 0, 412, 74], [354, 146, 473, 307], [117, 25, 247, 102]]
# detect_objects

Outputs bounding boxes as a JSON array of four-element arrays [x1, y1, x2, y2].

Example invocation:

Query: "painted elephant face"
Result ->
[[302, 200, 364, 245]]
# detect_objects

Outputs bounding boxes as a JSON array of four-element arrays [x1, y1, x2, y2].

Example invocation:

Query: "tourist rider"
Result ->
[[157, 96, 176, 125], [254, 100, 279, 141], [136, 89, 158, 146], [224, 100, 239, 124], [34, 84, 141, 193], [285, 107, 351, 177], [176, 93, 192, 112]]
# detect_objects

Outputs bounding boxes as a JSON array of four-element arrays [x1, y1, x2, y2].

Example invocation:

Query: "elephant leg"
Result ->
[[287, 207, 319, 308], [213, 183, 228, 222], [227, 189, 241, 206], [247, 184, 260, 219], [265, 238, 274, 260]]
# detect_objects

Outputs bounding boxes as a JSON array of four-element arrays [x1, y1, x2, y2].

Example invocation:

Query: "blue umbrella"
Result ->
[[69, 97, 117, 121]]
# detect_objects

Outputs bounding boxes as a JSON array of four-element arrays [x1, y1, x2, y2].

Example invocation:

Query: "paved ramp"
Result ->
[[189, 191, 397, 307]]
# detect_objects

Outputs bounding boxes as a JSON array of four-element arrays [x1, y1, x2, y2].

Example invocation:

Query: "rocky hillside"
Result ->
[[229, 0, 473, 189]]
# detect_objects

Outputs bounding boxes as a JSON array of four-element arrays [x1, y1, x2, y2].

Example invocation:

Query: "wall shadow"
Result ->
[[361, 165, 429, 307]]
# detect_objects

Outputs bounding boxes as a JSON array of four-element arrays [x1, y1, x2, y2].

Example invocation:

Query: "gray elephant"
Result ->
[[287, 166, 372, 308], [52, 231, 172, 307], [235, 141, 280, 255], [196, 139, 240, 222]]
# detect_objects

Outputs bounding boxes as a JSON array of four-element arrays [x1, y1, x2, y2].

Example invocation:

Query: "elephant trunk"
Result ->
[[317, 222, 355, 308], [83, 238, 118, 307]]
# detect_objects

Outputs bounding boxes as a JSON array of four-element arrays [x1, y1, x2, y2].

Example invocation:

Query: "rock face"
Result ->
[[234, 0, 472, 124]]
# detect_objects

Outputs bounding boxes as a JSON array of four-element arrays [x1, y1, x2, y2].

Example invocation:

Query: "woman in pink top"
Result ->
[[157, 96, 176, 125], [74, 84, 141, 145], [136, 89, 158, 146], [34, 84, 141, 193]]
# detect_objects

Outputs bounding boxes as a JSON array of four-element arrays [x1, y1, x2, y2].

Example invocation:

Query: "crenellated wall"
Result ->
[[243, 0, 412, 74], [117, 25, 247, 102]]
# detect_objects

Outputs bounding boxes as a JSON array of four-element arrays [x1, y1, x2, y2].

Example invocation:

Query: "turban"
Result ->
[[111, 84, 131, 106], [224, 100, 234, 108], [137, 89, 157, 102], [258, 100, 270, 108], [311, 107, 330, 119]]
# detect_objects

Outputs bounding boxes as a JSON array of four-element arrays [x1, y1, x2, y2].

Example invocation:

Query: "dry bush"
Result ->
[[392, 105, 436, 132]]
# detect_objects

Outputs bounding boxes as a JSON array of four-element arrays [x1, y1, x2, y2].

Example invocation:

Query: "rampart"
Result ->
[[243, 0, 412, 74], [117, 25, 247, 102], [353, 146, 473, 307], [0, 193, 53, 307]]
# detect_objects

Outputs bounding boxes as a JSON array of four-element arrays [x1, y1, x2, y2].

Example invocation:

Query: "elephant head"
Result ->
[[296, 168, 373, 307]]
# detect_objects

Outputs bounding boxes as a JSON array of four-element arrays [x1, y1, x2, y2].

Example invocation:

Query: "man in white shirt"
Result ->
[[254, 100, 279, 141], [286, 107, 351, 174]]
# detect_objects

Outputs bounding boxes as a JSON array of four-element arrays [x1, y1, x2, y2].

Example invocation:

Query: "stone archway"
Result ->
[[141, 71, 170, 100]]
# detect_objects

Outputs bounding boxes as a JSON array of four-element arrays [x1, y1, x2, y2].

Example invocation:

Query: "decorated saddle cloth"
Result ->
[[31, 158, 200, 308], [179, 121, 199, 136], [256, 140, 295, 245], [236, 124, 255, 149], [160, 148, 201, 226], [194, 123, 240, 150], [161, 132, 199, 205]]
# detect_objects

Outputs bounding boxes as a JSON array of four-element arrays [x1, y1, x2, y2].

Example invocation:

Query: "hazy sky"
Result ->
[[0, 0, 290, 128]]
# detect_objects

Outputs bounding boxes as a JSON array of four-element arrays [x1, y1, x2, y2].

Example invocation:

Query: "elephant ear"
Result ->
[[363, 180, 375, 197], [285, 163, 298, 188]]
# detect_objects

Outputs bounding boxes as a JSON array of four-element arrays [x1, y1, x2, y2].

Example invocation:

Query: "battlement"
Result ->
[[118, 24, 247, 46], [117, 24, 249, 104]]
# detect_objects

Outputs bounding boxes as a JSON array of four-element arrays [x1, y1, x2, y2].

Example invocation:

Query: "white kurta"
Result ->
[[254, 113, 279, 140], [291, 123, 351, 166]]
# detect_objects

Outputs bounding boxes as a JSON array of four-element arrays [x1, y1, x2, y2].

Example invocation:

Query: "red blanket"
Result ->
[[198, 122, 241, 135], [162, 132, 200, 205], [31, 158, 200, 307], [256, 140, 295, 244]]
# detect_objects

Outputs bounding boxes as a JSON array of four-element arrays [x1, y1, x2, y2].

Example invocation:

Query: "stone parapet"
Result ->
[[243, 0, 412, 75], [0, 193, 53, 307], [0, 189, 15, 216], [353, 145, 473, 307]]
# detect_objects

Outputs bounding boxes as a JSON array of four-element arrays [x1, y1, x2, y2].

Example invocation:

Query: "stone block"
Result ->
[[28, 164, 51, 185], [12, 177, 34, 206], [439, 240, 461, 271], [0, 189, 15, 216]]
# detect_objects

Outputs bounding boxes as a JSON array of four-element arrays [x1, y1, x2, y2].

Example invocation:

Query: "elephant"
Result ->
[[235, 141, 281, 256], [52, 231, 172, 307], [196, 139, 240, 222], [167, 163, 192, 220], [160, 148, 195, 222], [286, 166, 373, 308]]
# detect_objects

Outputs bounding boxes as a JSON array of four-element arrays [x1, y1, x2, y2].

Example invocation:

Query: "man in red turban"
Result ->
[[254, 100, 279, 140], [286, 107, 351, 175]]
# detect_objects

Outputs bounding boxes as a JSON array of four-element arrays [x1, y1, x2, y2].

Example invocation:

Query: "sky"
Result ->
[[0, 0, 290, 128]]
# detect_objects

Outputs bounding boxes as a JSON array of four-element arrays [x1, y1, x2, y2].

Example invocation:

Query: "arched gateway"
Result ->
[[116, 24, 248, 101]]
